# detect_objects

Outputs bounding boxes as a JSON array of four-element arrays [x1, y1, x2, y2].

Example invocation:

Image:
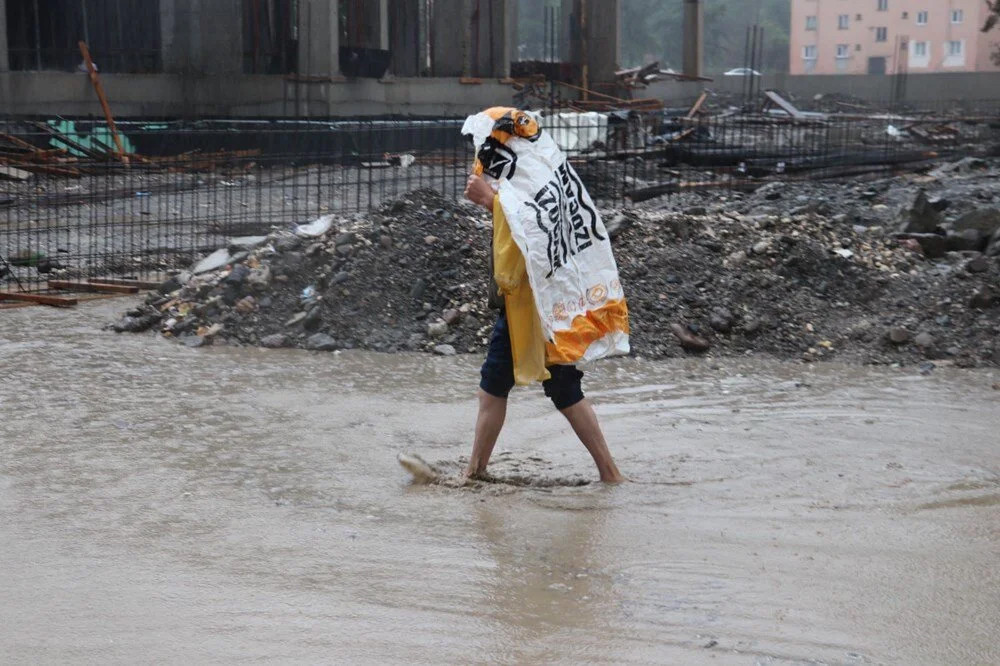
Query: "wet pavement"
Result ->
[[1, 300, 998, 664]]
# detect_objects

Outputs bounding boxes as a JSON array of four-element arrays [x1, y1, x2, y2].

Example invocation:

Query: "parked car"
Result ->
[[723, 68, 762, 76]]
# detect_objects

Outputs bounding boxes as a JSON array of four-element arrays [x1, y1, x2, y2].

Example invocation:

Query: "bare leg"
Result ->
[[559, 399, 625, 483], [466, 389, 507, 478]]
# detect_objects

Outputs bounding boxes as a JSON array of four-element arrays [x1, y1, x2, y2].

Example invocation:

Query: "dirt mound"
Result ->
[[111, 174, 1000, 368]]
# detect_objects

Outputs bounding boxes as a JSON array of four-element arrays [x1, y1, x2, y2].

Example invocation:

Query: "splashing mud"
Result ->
[[2, 300, 998, 664]]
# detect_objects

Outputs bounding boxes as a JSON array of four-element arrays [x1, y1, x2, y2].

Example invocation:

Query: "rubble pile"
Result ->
[[112, 159, 1000, 368]]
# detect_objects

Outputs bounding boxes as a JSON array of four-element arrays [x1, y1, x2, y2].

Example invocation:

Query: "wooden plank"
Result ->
[[78, 41, 128, 164], [87, 277, 163, 290], [0, 292, 78, 307], [49, 280, 139, 294], [686, 91, 708, 119]]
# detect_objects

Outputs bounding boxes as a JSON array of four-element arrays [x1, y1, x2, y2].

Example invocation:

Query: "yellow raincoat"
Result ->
[[491, 195, 550, 385]]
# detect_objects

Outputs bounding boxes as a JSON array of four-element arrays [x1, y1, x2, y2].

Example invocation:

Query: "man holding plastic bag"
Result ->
[[461, 107, 630, 483]]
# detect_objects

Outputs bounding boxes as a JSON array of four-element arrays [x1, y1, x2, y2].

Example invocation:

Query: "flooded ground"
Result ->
[[1, 300, 998, 665]]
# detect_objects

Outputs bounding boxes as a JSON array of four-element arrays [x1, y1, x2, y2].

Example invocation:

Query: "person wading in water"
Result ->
[[462, 172, 624, 484]]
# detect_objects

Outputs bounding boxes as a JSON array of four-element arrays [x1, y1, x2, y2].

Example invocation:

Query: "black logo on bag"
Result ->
[[477, 137, 517, 180], [524, 160, 605, 278]]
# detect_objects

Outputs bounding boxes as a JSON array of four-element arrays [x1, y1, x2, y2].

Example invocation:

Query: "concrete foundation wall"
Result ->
[[648, 71, 1000, 106], [5, 72, 514, 118]]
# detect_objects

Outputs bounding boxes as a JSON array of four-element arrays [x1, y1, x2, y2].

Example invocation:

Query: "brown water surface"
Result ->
[[1, 301, 998, 664]]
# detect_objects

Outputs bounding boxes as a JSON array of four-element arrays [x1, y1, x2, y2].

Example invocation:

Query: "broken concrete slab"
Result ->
[[951, 208, 1000, 236], [899, 190, 942, 234], [192, 248, 231, 274]]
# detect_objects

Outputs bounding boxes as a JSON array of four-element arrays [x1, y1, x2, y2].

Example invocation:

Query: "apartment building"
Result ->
[[790, 0, 1000, 75]]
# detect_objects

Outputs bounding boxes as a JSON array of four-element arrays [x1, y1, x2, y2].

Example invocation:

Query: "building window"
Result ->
[[806, 16, 817, 31], [875, 27, 888, 42], [836, 44, 850, 59], [902, 12, 908, 20], [951, 10, 964, 24], [948, 40, 963, 56], [877, 0, 888, 11], [803, 45, 817, 60], [856, 14, 863, 21], [838, 14, 849, 30], [4, 0, 162, 73], [913, 41, 927, 57], [916, 11, 928, 26]]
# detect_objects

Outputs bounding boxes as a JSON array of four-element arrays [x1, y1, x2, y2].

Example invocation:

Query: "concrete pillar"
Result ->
[[389, 0, 421, 77], [565, 0, 621, 87], [682, 0, 703, 79], [472, 0, 510, 78], [159, 0, 189, 73], [161, 0, 242, 75], [0, 0, 9, 73], [430, 0, 468, 76], [344, 0, 388, 50], [584, 0, 620, 84], [299, 0, 341, 77], [0, 0, 9, 115]]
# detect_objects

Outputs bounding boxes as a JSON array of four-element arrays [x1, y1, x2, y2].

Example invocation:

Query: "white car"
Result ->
[[723, 68, 761, 76]]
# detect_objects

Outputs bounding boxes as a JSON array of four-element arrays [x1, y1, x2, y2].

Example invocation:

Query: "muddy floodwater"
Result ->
[[1, 301, 998, 665]]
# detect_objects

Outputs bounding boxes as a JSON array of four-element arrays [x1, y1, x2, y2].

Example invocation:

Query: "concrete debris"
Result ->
[[109, 170, 1000, 367]]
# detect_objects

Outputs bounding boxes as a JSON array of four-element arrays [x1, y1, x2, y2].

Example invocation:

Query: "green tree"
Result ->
[[985, 1, 1000, 66]]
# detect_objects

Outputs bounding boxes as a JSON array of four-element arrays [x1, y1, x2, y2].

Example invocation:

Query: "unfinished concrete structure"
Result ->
[[0, 0, 651, 117]]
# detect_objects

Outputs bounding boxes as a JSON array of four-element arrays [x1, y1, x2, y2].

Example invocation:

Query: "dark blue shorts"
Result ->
[[479, 313, 585, 410]]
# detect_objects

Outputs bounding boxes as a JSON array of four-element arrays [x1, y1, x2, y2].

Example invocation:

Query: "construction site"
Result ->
[[3, 4, 1000, 665], [1, 0, 999, 367]]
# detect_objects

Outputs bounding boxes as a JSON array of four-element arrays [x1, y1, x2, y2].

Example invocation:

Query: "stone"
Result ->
[[306, 333, 338, 351], [433, 344, 457, 356], [945, 229, 985, 252], [442, 308, 461, 326], [914, 332, 934, 348], [200, 323, 224, 339], [709, 308, 735, 333], [669, 323, 710, 352], [247, 264, 271, 290], [235, 296, 257, 313], [223, 264, 250, 286], [899, 190, 942, 234], [928, 197, 950, 212], [335, 244, 354, 256], [285, 311, 307, 327], [409, 278, 427, 300], [182, 335, 208, 348], [970, 288, 997, 309], [887, 327, 910, 345], [685, 206, 708, 215], [424, 235, 439, 245], [379, 234, 393, 250], [331, 271, 350, 285], [112, 313, 160, 333], [988, 228, 1000, 257], [302, 307, 323, 331], [427, 320, 449, 338], [752, 241, 770, 255], [335, 231, 357, 246], [907, 233, 947, 259], [192, 248, 231, 274], [726, 250, 747, 267], [952, 208, 1000, 236], [260, 333, 288, 348], [966, 256, 989, 273]]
